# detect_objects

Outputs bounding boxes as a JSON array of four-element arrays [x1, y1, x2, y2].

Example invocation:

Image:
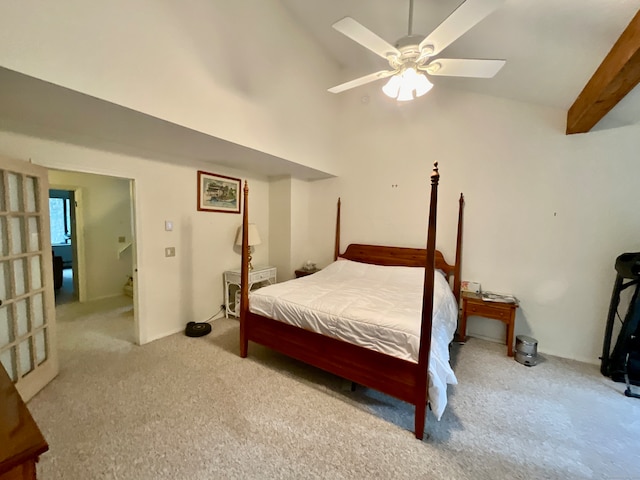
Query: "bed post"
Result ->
[[334, 198, 341, 261], [415, 162, 440, 440], [239, 181, 250, 358], [452, 193, 465, 304]]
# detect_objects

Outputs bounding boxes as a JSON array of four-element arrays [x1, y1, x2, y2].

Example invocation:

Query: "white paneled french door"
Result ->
[[0, 155, 58, 401]]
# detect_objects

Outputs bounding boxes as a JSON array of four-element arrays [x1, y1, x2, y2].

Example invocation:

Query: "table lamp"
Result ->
[[235, 223, 261, 270]]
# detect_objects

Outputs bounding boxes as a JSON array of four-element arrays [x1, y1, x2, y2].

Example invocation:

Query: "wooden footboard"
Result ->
[[246, 311, 422, 403], [239, 164, 464, 439], [243, 309, 428, 437]]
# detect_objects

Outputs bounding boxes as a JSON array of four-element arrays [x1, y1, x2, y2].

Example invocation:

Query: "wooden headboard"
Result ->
[[340, 244, 456, 280], [334, 189, 465, 303]]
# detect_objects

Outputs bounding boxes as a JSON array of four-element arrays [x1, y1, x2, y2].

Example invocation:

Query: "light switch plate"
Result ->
[[165, 221, 173, 231], [165, 247, 175, 257]]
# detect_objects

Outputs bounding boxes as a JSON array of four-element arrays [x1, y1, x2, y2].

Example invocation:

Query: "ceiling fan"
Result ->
[[327, 0, 506, 101]]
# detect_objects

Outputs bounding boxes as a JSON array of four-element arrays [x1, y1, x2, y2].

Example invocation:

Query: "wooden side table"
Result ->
[[459, 292, 519, 356], [294, 268, 320, 278]]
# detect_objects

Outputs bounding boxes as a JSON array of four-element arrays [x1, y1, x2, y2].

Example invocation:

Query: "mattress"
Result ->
[[249, 258, 459, 420]]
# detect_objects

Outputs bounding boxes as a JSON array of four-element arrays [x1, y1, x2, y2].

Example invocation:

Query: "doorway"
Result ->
[[48, 169, 139, 345], [49, 189, 77, 305]]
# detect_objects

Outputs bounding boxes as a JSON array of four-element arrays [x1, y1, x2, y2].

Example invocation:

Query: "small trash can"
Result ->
[[515, 335, 538, 366]]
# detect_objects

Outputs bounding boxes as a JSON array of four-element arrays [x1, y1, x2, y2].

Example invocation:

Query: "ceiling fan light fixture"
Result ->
[[383, 67, 433, 101], [382, 73, 403, 98], [407, 67, 433, 97], [397, 81, 415, 101]]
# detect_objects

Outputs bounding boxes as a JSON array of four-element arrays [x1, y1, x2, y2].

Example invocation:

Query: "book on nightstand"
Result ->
[[481, 292, 518, 304]]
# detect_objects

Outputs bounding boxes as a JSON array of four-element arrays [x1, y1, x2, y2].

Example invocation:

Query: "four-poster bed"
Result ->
[[238, 164, 464, 439]]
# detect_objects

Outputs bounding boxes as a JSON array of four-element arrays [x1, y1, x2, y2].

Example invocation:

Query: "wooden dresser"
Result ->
[[0, 365, 48, 480]]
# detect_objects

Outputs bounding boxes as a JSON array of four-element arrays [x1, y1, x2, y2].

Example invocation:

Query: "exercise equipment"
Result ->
[[601, 252, 640, 391]]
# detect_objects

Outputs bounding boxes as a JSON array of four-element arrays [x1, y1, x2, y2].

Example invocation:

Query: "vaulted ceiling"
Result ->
[[566, 10, 640, 134], [281, 0, 640, 132]]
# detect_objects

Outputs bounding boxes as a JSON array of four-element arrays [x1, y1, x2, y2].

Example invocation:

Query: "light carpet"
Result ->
[[27, 296, 640, 479]]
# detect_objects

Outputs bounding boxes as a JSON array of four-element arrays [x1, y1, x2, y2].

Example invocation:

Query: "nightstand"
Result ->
[[294, 268, 320, 278], [459, 292, 519, 356], [224, 266, 277, 318]]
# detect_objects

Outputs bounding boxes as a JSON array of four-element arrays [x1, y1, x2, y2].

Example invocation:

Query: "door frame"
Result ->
[[129, 179, 140, 345]]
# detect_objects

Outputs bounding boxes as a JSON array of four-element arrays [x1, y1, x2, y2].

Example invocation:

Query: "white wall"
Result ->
[[309, 84, 640, 364], [0, 0, 341, 176], [269, 178, 292, 279], [290, 178, 312, 276], [268, 177, 312, 281], [0, 130, 270, 345], [49, 170, 133, 301]]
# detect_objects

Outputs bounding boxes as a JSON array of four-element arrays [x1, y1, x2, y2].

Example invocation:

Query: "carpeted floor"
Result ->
[[28, 297, 640, 479]]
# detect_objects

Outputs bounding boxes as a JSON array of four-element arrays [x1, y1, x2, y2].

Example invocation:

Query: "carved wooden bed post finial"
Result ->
[[431, 162, 440, 185], [240, 180, 250, 358]]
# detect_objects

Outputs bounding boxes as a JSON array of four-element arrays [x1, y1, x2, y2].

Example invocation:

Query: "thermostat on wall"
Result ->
[[461, 281, 481, 294]]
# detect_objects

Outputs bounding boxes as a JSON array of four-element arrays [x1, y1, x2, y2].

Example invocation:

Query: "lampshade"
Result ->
[[381, 74, 403, 98], [235, 223, 262, 247], [382, 67, 433, 101]]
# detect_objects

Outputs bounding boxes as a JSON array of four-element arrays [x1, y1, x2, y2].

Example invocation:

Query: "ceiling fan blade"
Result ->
[[332, 17, 400, 59], [328, 70, 396, 94], [424, 58, 505, 78], [419, 0, 505, 56]]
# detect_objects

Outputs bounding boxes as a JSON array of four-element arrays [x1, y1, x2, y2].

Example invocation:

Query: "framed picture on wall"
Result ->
[[197, 171, 241, 213]]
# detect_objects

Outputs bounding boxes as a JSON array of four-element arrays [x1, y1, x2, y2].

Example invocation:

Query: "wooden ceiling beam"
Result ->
[[566, 10, 640, 135]]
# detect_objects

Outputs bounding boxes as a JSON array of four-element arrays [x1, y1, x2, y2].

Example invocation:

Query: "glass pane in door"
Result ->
[[27, 217, 40, 252], [10, 217, 25, 255], [16, 299, 29, 337], [32, 293, 44, 328], [0, 171, 5, 211], [0, 306, 13, 348], [18, 338, 33, 376], [30, 255, 42, 290], [7, 172, 23, 212], [35, 329, 47, 365], [13, 258, 26, 296], [0, 217, 6, 256], [25, 176, 37, 213], [0, 261, 8, 300]]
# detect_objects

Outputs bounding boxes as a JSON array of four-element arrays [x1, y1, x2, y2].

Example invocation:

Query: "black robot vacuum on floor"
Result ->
[[185, 321, 212, 337]]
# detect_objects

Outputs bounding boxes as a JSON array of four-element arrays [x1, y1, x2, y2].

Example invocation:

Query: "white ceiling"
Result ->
[[1, 0, 638, 176], [281, 0, 640, 129]]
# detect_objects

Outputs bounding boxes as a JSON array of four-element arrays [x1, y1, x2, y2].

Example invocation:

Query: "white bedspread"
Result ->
[[249, 258, 459, 420]]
